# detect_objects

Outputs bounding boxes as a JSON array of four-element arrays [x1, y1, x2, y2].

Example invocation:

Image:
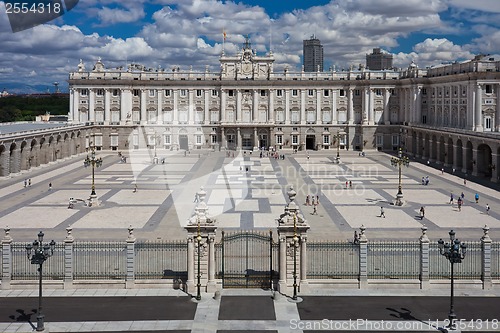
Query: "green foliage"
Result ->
[[0, 95, 69, 122]]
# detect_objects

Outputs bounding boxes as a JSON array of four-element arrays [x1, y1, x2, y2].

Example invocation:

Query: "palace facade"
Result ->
[[66, 41, 500, 180]]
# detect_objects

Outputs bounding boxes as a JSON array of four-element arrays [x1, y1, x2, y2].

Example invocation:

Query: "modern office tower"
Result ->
[[303, 35, 323, 72], [366, 48, 393, 70]]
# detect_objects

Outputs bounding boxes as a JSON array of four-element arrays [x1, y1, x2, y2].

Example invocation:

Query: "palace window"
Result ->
[[323, 135, 330, 145], [112, 89, 119, 97], [133, 89, 140, 97], [276, 135, 283, 145], [260, 90, 266, 97], [375, 89, 382, 96], [96, 89, 104, 97], [308, 89, 314, 97], [323, 90, 329, 97], [196, 89, 202, 97], [149, 89, 155, 97], [292, 89, 298, 96], [292, 135, 298, 145], [339, 89, 345, 97], [485, 84, 493, 94], [165, 89, 171, 97], [80, 89, 88, 96], [180, 89, 187, 97], [276, 90, 283, 97], [211, 89, 218, 97], [228, 90, 235, 97]]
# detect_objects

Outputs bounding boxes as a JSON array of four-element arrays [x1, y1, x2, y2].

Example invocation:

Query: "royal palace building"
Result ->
[[65, 39, 500, 180]]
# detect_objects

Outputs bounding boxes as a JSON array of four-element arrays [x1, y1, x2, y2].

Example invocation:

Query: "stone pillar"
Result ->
[[185, 187, 217, 295], [186, 237, 195, 292], [300, 90, 306, 125], [253, 127, 258, 150], [491, 153, 498, 183], [481, 225, 492, 290], [237, 127, 242, 149], [207, 233, 216, 292], [64, 226, 74, 289], [89, 88, 95, 122], [299, 235, 309, 292], [125, 226, 136, 289], [1, 227, 12, 290], [140, 89, 147, 124], [472, 148, 479, 176], [173, 89, 179, 124], [475, 84, 483, 131], [461, 145, 468, 174], [428, 139, 435, 163], [358, 225, 368, 289], [362, 88, 369, 125], [383, 88, 390, 125], [220, 89, 226, 123], [453, 145, 459, 171], [277, 185, 310, 295], [10, 147, 21, 174], [268, 89, 275, 123], [316, 90, 321, 124], [104, 89, 111, 124], [443, 143, 450, 167], [253, 89, 258, 122], [331, 89, 337, 124], [188, 90, 194, 124], [348, 88, 354, 124], [236, 90, 242, 122], [157, 89, 163, 124], [416, 87, 422, 124], [204, 89, 210, 125], [368, 88, 374, 125], [285, 90, 290, 125], [419, 226, 430, 289]]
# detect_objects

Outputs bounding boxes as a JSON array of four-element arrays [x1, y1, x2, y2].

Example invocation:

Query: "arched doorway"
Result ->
[[306, 128, 316, 150], [178, 128, 189, 150], [455, 139, 463, 170], [465, 141, 473, 174], [477, 144, 492, 177]]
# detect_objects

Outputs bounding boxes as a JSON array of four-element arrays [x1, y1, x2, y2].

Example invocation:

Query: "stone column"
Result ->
[[236, 90, 242, 122], [331, 89, 337, 124], [253, 127, 258, 150], [472, 148, 479, 176], [277, 185, 310, 295], [285, 90, 290, 125], [316, 90, 321, 124], [1, 228, 12, 290], [10, 147, 21, 174], [237, 127, 242, 149], [300, 90, 306, 125], [204, 89, 210, 125], [368, 88, 374, 125], [491, 153, 498, 183], [186, 237, 195, 292], [475, 84, 483, 131], [299, 235, 309, 292], [268, 89, 275, 123], [383, 88, 390, 125], [125, 226, 136, 289], [220, 89, 226, 123], [461, 145, 468, 174], [188, 89, 194, 124], [157, 89, 163, 124], [121, 88, 132, 124], [362, 88, 369, 125], [358, 225, 368, 289], [278, 236, 287, 291], [481, 225, 492, 290], [64, 226, 74, 289], [89, 88, 95, 122], [416, 87, 422, 124], [348, 88, 354, 124], [253, 89, 258, 122], [104, 89, 111, 124], [419, 226, 430, 289], [173, 89, 179, 124], [140, 89, 147, 124], [207, 233, 216, 292]]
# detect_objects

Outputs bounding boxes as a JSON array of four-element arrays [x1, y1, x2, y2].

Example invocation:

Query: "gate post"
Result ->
[[64, 225, 74, 289], [358, 225, 368, 289], [125, 226, 136, 289], [481, 225, 492, 290], [1, 227, 12, 290], [419, 226, 430, 290], [185, 187, 217, 296], [277, 186, 310, 296]]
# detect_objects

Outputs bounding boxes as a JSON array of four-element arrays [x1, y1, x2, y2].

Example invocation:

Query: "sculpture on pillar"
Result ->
[[277, 185, 307, 226]]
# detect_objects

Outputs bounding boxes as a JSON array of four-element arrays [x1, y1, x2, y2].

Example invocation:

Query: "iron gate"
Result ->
[[216, 230, 279, 288]]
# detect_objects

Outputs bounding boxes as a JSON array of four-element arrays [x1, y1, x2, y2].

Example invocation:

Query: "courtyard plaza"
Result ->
[[0, 148, 498, 242]]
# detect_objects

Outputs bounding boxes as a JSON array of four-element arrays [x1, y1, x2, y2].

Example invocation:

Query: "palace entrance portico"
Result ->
[[221, 127, 271, 150]]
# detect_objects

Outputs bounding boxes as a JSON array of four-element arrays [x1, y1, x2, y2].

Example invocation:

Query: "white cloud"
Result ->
[[448, 0, 500, 13]]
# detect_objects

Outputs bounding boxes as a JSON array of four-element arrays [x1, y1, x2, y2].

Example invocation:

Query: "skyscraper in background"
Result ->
[[303, 35, 323, 72], [366, 48, 393, 70]]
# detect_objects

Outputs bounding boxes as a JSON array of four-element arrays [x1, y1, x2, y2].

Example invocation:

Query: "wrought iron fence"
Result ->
[[307, 241, 359, 279], [135, 240, 187, 280], [429, 241, 482, 280], [368, 241, 420, 279], [492, 242, 500, 279], [11, 242, 64, 280], [73, 242, 126, 280]]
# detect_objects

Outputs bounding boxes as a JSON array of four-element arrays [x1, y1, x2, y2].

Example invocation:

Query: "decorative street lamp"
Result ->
[[438, 230, 467, 330], [83, 141, 103, 201], [196, 219, 202, 301], [25, 231, 55, 332], [390, 147, 409, 206], [292, 213, 299, 301], [333, 130, 344, 163]]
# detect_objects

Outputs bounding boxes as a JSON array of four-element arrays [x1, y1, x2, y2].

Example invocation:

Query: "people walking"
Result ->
[[380, 206, 386, 218], [305, 195, 310, 206], [316, 195, 319, 205], [457, 197, 462, 212], [419, 206, 425, 220], [312, 203, 318, 215], [449, 193, 454, 204], [24, 179, 27, 188], [475, 193, 479, 203], [28, 178, 31, 187], [48, 182, 52, 191], [461, 192, 465, 200], [486, 204, 490, 215]]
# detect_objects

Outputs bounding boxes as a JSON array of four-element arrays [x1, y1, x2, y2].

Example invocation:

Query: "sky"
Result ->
[[0, 0, 500, 93]]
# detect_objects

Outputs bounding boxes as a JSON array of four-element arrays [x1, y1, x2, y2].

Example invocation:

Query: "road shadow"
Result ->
[[387, 307, 447, 332], [8, 308, 36, 330]]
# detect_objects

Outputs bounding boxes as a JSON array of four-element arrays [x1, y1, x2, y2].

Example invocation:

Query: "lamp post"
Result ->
[[25, 231, 55, 332], [333, 131, 343, 163], [390, 147, 409, 206], [83, 142, 103, 199], [196, 219, 202, 301], [438, 230, 467, 330], [292, 213, 299, 301]]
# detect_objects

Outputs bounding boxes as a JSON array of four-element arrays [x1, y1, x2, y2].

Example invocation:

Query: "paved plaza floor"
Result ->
[[0, 149, 499, 242]]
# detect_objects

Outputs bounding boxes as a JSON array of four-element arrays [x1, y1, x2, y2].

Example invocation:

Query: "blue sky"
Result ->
[[0, 0, 499, 93]]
